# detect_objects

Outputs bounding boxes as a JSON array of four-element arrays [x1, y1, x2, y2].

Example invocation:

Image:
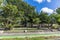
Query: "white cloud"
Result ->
[[47, 0, 51, 2], [34, 0, 43, 3], [33, 0, 51, 3], [41, 7, 54, 14]]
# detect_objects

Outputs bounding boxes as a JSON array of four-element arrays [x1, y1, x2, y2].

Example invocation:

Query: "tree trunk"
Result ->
[[31, 23, 33, 28], [37, 24, 41, 29]]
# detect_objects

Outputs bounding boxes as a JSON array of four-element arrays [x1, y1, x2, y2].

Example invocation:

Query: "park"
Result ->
[[0, 0, 60, 40]]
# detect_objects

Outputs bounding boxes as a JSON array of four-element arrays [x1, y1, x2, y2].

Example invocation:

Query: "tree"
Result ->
[[0, 4, 18, 30], [39, 11, 49, 23], [49, 13, 57, 29], [38, 11, 49, 29], [55, 14, 60, 25], [6, 0, 36, 27], [56, 8, 60, 14], [56, 8, 60, 25]]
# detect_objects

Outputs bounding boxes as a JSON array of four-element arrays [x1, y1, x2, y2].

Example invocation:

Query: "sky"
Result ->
[[24, 0, 60, 14]]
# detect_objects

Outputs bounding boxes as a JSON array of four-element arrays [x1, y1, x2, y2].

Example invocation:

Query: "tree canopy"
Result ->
[[0, 0, 60, 30]]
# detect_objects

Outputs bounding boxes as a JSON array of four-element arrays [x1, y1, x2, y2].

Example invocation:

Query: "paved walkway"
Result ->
[[0, 32, 60, 39], [0, 32, 60, 35]]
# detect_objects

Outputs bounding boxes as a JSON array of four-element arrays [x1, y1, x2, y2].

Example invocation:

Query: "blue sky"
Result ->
[[24, 0, 60, 14]]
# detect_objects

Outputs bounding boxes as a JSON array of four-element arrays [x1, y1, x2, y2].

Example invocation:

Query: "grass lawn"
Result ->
[[1, 36, 60, 40], [0, 34, 60, 40], [0, 37, 46, 40], [0, 33, 60, 38]]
